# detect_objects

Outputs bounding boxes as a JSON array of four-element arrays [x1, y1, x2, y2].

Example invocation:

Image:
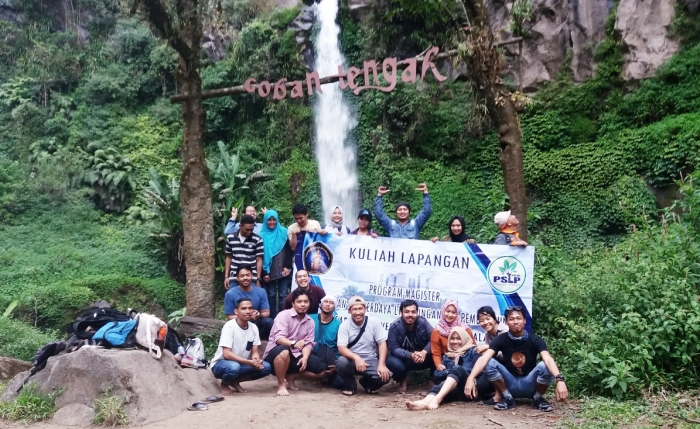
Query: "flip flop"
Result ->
[[187, 403, 209, 411], [199, 396, 225, 403], [342, 389, 356, 396]]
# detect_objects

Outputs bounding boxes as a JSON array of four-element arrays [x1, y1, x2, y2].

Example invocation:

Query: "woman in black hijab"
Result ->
[[431, 216, 476, 243]]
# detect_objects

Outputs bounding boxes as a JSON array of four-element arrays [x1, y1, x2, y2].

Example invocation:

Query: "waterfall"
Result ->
[[313, 0, 359, 229]]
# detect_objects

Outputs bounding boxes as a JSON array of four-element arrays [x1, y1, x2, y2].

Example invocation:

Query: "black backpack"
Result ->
[[17, 340, 66, 393], [66, 307, 131, 339], [164, 325, 185, 355]]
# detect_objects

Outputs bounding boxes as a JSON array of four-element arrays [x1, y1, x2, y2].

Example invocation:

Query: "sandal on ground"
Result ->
[[187, 402, 209, 411], [199, 396, 225, 404], [342, 389, 356, 396]]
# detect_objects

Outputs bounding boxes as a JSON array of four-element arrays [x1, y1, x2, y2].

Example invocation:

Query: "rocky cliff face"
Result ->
[[344, 0, 684, 89], [490, 0, 681, 89]]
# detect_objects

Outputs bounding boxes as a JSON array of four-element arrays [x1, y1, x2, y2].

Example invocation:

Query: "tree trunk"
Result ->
[[460, 0, 529, 240], [486, 86, 528, 240], [136, 0, 215, 317]]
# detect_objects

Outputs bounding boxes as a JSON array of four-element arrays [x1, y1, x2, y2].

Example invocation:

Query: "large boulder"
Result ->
[[615, 0, 680, 81], [0, 356, 32, 381], [1, 347, 221, 425]]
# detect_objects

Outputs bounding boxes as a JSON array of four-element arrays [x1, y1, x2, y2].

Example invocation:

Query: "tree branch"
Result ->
[[170, 49, 460, 102], [135, 0, 193, 59]]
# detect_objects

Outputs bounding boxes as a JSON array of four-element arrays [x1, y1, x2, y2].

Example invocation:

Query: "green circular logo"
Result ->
[[487, 256, 526, 294]]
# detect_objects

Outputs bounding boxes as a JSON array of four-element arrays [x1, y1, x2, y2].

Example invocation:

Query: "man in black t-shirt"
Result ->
[[465, 306, 569, 412]]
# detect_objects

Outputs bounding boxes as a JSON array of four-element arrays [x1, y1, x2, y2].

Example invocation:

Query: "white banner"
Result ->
[[299, 233, 535, 342]]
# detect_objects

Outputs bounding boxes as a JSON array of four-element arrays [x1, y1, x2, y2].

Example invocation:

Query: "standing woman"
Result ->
[[259, 210, 293, 319], [431, 215, 476, 244], [324, 206, 352, 235], [431, 300, 476, 380]]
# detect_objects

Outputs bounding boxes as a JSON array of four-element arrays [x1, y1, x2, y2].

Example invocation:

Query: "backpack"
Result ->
[[92, 320, 138, 348], [135, 313, 167, 359], [66, 307, 130, 339], [164, 326, 185, 355], [183, 337, 208, 369]]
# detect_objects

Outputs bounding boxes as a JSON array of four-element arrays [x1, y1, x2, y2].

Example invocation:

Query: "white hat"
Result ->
[[494, 211, 511, 227], [321, 295, 336, 305]]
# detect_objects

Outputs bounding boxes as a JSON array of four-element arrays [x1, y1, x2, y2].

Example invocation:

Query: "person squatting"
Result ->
[[215, 186, 566, 412]]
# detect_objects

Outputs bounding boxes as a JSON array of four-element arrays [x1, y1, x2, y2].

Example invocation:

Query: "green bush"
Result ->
[[0, 383, 58, 423], [0, 318, 56, 361], [535, 177, 700, 398]]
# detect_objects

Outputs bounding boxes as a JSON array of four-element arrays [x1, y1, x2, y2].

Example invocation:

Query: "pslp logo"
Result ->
[[487, 257, 526, 294]]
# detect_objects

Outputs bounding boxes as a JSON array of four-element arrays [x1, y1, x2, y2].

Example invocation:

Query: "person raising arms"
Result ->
[[374, 183, 432, 239]]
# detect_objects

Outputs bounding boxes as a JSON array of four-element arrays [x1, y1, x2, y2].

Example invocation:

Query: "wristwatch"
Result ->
[[555, 374, 565, 382], [290, 340, 297, 349]]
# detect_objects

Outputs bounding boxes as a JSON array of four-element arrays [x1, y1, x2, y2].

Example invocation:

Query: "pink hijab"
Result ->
[[436, 300, 468, 337]]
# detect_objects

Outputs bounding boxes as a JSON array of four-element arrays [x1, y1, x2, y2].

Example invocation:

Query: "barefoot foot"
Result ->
[[286, 374, 300, 391], [406, 400, 430, 411], [428, 399, 440, 410], [220, 383, 235, 396], [277, 386, 290, 396], [230, 382, 247, 393], [397, 379, 408, 394]]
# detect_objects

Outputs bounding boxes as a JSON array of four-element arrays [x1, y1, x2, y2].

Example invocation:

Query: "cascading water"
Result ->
[[313, 0, 359, 228]]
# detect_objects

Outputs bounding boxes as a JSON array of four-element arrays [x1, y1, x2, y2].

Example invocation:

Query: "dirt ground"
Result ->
[[19, 376, 572, 429]]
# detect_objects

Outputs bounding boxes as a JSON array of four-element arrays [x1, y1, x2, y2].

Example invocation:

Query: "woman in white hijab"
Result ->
[[324, 206, 351, 235]]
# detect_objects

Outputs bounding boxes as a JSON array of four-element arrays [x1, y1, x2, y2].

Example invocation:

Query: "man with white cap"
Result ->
[[336, 296, 392, 395], [309, 295, 341, 359], [493, 211, 528, 247]]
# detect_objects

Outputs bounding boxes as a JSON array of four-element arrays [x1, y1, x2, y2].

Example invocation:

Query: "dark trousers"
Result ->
[[385, 355, 435, 383], [264, 276, 292, 319], [253, 318, 273, 341], [264, 345, 328, 375], [335, 356, 389, 392], [428, 366, 469, 403]]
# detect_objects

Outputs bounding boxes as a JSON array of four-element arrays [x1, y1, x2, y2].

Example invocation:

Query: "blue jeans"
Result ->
[[265, 276, 292, 319], [385, 355, 435, 383], [482, 360, 554, 399], [211, 359, 271, 384]]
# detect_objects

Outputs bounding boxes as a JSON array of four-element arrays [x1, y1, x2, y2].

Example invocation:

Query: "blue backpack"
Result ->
[[92, 319, 138, 348]]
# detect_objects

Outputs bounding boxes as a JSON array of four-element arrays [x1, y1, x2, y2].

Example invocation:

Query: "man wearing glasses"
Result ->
[[464, 306, 569, 412]]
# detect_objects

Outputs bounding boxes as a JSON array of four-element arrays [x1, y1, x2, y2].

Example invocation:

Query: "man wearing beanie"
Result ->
[[309, 295, 341, 359], [350, 209, 379, 237], [493, 211, 528, 247], [373, 183, 432, 239]]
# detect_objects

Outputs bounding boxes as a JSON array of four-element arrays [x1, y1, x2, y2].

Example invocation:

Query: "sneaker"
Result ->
[[532, 396, 553, 412], [494, 396, 516, 410], [180, 355, 197, 369]]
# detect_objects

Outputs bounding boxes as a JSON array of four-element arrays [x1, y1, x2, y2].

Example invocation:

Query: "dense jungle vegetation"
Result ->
[[0, 0, 698, 404]]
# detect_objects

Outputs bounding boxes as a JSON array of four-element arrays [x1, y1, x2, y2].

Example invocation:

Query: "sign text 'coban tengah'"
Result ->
[[243, 47, 448, 100]]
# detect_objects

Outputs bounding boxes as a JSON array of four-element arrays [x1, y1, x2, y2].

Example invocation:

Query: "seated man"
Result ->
[[309, 295, 341, 359], [210, 298, 272, 394], [284, 270, 326, 314], [336, 296, 392, 395], [223, 266, 273, 340], [465, 306, 569, 412], [386, 299, 435, 394], [262, 288, 330, 396]]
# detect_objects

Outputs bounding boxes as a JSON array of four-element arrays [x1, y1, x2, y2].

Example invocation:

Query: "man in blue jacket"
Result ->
[[386, 299, 435, 393], [374, 183, 432, 239]]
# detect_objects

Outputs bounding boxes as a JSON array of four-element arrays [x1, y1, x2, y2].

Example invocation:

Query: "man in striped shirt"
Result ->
[[224, 215, 264, 290]]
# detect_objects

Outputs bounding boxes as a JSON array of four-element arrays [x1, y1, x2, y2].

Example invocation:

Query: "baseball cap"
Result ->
[[494, 211, 511, 227], [357, 208, 372, 222], [347, 296, 366, 309]]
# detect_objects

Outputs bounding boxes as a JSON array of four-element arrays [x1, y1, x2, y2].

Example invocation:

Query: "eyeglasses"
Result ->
[[506, 306, 523, 312]]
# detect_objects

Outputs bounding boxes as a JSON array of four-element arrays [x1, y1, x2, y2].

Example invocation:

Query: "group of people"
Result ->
[[212, 291, 568, 412], [212, 184, 567, 412]]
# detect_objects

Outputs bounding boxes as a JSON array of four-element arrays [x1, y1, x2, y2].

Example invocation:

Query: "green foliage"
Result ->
[[0, 383, 58, 423], [0, 318, 56, 361], [81, 146, 136, 213], [535, 177, 700, 398], [93, 388, 129, 426]]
